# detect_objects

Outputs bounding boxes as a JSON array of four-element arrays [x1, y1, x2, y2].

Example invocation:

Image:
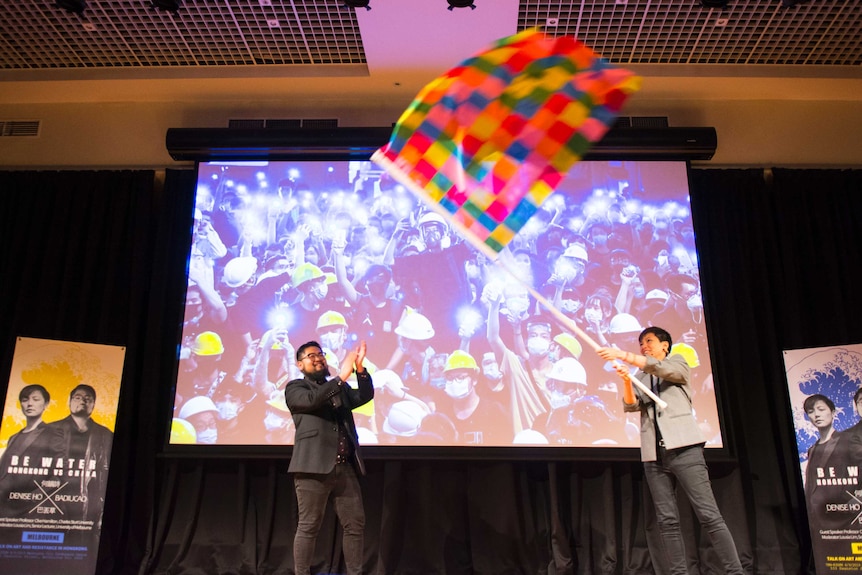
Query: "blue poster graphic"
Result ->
[[785, 344, 862, 575]]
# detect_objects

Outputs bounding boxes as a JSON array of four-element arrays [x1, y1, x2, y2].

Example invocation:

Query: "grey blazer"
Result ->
[[627, 353, 704, 462], [284, 370, 374, 475]]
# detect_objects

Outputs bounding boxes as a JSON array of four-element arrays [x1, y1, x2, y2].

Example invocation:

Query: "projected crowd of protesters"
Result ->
[[172, 162, 717, 447]]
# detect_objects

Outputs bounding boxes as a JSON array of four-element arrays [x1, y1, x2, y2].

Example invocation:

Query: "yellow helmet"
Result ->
[[170, 418, 197, 444], [317, 310, 348, 330], [553, 332, 583, 359], [192, 331, 224, 356], [292, 262, 336, 288], [443, 349, 478, 373], [671, 343, 700, 368]]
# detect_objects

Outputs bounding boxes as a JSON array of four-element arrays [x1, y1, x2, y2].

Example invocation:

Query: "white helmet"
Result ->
[[547, 357, 587, 385], [382, 401, 428, 437], [609, 313, 644, 334], [222, 256, 258, 288], [371, 368, 405, 393], [645, 289, 669, 302], [178, 395, 218, 420], [563, 244, 589, 262], [513, 429, 550, 445], [356, 427, 379, 445], [394, 309, 435, 340]]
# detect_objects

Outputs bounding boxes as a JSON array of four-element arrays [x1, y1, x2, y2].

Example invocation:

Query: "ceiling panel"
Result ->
[[1, 0, 859, 76]]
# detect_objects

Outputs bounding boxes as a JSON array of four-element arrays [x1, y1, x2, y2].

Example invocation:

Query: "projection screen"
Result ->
[[168, 158, 722, 454]]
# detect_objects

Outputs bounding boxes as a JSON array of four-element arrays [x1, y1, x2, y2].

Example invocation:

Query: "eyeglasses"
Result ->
[[299, 352, 326, 361], [71, 394, 95, 404]]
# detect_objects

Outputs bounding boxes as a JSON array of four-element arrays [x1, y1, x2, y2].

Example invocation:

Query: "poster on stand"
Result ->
[[0, 337, 125, 575], [785, 344, 862, 574]]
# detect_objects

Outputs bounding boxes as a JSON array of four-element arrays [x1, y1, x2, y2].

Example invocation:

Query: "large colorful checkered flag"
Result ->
[[371, 28, 641, 260], [372, 30, 666, 408]]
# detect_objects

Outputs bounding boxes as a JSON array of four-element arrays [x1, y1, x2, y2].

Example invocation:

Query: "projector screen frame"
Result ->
[[162, 126, 737, 462]]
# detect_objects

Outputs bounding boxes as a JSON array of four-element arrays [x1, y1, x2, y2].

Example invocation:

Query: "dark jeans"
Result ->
[[293, 463, 365, 575], [644, 444, 744, 575]]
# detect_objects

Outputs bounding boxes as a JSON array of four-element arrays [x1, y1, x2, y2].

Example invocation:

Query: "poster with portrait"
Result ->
[[785, 344, 862, 574], [0, 337, 125, 575]]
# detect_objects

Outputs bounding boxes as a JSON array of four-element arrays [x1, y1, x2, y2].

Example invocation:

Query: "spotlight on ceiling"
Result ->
[[447, 0, 476, 10], [699, 0, 729, 7], [343, 0, 371, 10], [151, 0, 182, 11], [55, 0, 86, 14]]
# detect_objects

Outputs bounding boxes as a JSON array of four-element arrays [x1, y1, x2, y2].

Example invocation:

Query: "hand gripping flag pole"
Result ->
[[372, 28, 666, 409]]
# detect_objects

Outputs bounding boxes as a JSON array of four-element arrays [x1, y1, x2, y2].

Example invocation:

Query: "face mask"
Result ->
[[687, 294, 704, 324], [592, 234, 607, 246], [584, 308, 603, 323], [311, 284, 329, 300], [320, 332, 343, 351], [633, 282, 645, 299], [445, 378, 472, 399], [656, 254, 668, 267], [216, 401, 239, 421], [196, 428, 218, 444], [560, 299, 581, 314], [686, 294, 703, 310], [548, 391, 572, 410], [527, 336, 550, 357], [264, 412, 288, 432]]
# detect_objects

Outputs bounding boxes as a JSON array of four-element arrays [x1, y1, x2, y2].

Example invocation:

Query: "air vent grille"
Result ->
[[0, 121, 40, 137]]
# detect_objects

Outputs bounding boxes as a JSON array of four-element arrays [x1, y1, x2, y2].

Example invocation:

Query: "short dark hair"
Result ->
[[296, 341, 322, 362], [638, 327, 672, 355], [804, 394, 835, 414], [19, 384, 50, 403], [854, 387, 862, 404], [69, 384, 96, 402]]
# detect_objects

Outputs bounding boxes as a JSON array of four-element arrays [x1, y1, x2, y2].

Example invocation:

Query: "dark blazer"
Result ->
[[284, 369, 374, 475]]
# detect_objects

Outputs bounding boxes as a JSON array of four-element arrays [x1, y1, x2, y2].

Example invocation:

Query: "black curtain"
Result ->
[[2, 167, 861, 575], [0, 169, 196, 575]]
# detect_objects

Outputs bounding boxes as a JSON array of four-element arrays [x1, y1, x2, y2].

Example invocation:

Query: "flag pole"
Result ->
[[372, 150, 666, 409], [492, 255, 668, 410]]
